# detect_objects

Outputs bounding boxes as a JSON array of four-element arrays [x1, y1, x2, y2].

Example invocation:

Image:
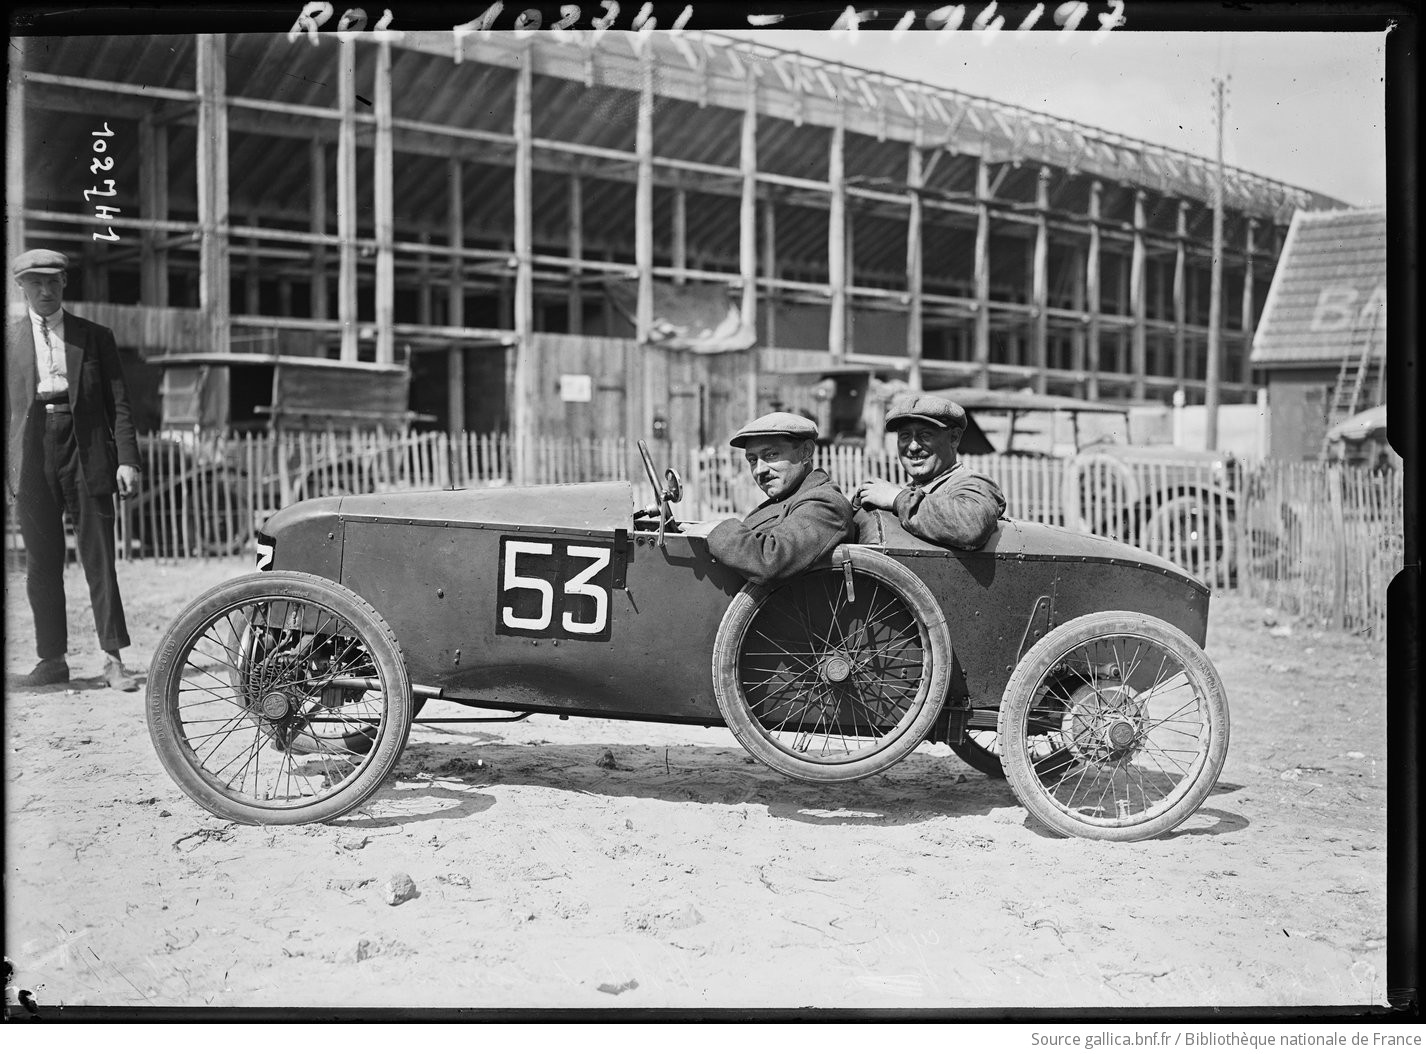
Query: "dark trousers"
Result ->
[[17, 407, 130, 658]]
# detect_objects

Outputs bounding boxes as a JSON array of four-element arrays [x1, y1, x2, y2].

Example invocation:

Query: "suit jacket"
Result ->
[[890, 459, 1006, 550], [707, 467, 854, 586], [6, 310, 140, 496]]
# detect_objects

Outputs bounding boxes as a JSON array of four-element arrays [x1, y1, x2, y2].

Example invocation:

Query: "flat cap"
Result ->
[[12, 249, 69, 277], [729, 411, 819, 449], [885, 393, 967, 432]]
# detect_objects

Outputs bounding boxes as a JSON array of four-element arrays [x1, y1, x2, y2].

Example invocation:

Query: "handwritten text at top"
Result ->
[[287, 3, 1127, 45]]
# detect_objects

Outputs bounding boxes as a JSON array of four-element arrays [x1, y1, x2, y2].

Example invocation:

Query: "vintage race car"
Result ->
[[147, 443, 1230, 841]]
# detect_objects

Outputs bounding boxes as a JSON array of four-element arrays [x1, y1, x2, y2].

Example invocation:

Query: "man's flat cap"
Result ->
[[885, 393, 967, 432], [729, 411, 819, 448], [12, 249, 69, 277]]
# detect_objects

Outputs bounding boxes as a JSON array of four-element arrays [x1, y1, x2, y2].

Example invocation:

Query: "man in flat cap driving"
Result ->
[[853, 393, 1005, 550], [6, 248, 142, 690], [696, 411, 853, 586]]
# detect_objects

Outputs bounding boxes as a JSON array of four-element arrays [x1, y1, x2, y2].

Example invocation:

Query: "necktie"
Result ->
[[40, 319, 59, 388]]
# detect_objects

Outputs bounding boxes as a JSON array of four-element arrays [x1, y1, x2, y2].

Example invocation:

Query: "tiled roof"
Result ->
[[1251, 208, 1386, 368]]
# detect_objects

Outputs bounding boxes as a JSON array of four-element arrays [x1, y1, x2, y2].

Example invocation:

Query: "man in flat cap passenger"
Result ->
[[6, 248, 142, 690], [853, 393, 1005, 550], [697, 412, 853, 586]]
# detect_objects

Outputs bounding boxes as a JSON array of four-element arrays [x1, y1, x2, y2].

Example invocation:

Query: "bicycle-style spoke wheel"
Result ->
[[147, 571, 413, 825], [998, 611, 1229, 841], [713, 547, 952, 782]]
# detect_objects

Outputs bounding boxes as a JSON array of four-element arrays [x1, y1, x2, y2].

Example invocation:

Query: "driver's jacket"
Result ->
[[891, 460, 1006, 550], [707, 467, 853, 586]]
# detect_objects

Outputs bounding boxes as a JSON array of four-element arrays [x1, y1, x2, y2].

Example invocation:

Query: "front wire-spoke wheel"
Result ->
[[998, 612, 1229, 841], [712, 547, 952, 783], [147, 571, 413, 825]]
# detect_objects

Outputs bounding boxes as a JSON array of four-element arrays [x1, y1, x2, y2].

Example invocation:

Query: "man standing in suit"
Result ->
[[7, 248, 141, 690], [695, 412, 853, 586]]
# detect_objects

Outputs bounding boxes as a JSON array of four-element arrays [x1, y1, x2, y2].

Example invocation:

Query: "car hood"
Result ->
[[331, 480, 638, 533], [995, 519, 1206, 588]]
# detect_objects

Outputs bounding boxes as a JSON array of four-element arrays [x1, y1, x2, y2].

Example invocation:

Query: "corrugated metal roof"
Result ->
[[1251, 208, 1386, 367]]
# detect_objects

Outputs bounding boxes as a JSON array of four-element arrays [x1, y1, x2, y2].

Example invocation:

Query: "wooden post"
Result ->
[[374, 38, 395, 364], [513, 45, 536, 482], [739, 72, 757, 346], [567, 171, 583, 334], [447, 158, 465, 434], [828, 111, 846, 362], [636, 55, 655, 347], [973, 155, 991, 388], [417, 232, 432, 325], [1241, 218, 1257, 385], [1174, 200, 1188, 385], [1070, 244, 1086, 396], [1130, 189, 1147, 400], [761, 196, 777, 348], [196, 35, 230, 365], [138, 117, 169, 307], [906, 140, 924, 392], [336, 37, 358, 362], [5, 37, 24, 290], [673, 186, 688, 285], [245, 211, 261, 314], [1032, 165, 1051, 395], [1085, 180, 1101, 400], [310, 140, 328, 320]]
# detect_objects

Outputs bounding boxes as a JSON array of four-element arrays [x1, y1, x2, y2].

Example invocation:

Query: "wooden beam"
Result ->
[[1085, 179, 1101, 400], [1130, 189, 1146, 400], [374, 38, 395, 365], [245, 210, 260, 314], [1070, 243, 1086, 396], [1241, 218, 1256, 384], [828, 110, 846, 362], [761, 196, 777, 348], [567, 171, 583, 334], [336, 37, 358, 362], [906, 140, 924, 391], [6, 36, 25, 285], [1032, 165, 1050, 395], [310, 140, 328, 320], [138, 116, 169, 307], [739, 72, 758, 343], [1174, 200, 1187, 385], [973, 154, 990, 388], [447, 157, 465, 434], [513, 46, 536, 480], [635, 55, 655, 346], [673, 186, 688, 284], [195, 35, 230, 369]]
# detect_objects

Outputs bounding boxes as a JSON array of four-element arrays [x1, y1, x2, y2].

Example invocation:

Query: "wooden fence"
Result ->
[[4, 430, 1401, 640]]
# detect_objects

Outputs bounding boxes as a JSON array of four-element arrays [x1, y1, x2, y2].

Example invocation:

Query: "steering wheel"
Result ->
[[636, 440, 682, 547]]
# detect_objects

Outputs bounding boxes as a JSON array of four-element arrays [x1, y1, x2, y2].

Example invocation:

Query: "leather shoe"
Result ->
[[103, 658, 139, 692], [14, 658, 69, 688]]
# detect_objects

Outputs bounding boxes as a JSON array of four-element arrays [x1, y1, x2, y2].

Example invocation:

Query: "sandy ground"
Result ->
[[5, 557, 1390, 1013]]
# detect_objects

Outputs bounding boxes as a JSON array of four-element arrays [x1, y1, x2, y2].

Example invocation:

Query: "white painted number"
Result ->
[[502, 540, 555, 630], [562, 545, 611, 635]]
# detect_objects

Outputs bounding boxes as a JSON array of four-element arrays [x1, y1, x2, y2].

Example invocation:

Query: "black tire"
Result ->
[[147, 570, 414, 825], [1141, 493, 1235, 585], [712, 546, 952, 783], [949, 731, 1007, 778], [997, 611, 1229, 841]]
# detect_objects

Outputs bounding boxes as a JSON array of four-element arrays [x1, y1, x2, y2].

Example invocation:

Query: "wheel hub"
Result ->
[[260, 690, 293, 719], [820, 654, 853, 684], [1066, 683, 1147, 765]]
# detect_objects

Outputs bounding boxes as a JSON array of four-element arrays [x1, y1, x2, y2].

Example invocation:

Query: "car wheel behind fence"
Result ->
[[147, 570, 414, 825], [712, 546, 953, 783], [1141, 493, 1236, 586]]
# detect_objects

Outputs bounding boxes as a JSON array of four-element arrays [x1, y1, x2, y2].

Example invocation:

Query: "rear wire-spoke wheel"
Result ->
[[712, 546, 952, 783], [147, 571, 413, 825], [998, 611, 1229, 841]]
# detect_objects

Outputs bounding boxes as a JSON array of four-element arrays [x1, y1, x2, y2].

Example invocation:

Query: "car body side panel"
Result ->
[[338, 521, 744, 721]]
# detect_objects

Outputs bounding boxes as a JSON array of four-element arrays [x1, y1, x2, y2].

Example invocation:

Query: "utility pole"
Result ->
[[1205, 77, 1226, 451]]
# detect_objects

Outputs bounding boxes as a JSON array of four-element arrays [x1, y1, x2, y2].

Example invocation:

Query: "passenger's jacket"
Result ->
[[707, 467, 853, 586], [891, 460, 1006, 550]]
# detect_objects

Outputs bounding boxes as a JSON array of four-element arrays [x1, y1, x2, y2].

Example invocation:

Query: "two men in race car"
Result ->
[[693, 412, 855, 586], [852, 393, 1006, 550]]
